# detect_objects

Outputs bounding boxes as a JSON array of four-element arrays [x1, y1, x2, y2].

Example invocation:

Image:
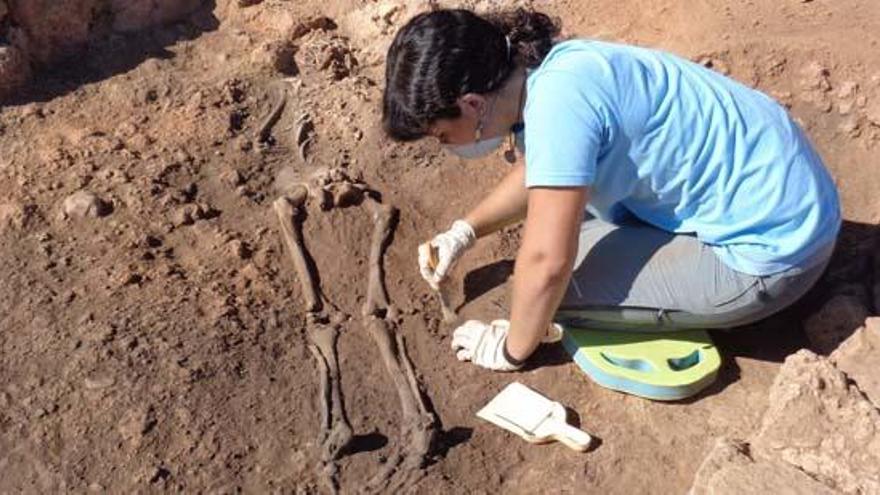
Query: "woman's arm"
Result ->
[[463, 163, 528, 238], [505, 186, 589, 360]]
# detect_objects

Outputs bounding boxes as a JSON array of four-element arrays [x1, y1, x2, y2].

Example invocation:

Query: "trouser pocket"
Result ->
[[710, 275, 765, 308]]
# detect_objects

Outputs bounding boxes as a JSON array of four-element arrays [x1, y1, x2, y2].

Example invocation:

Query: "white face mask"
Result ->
[[445, 135, 505, 159], [443, 94, 504, 160]]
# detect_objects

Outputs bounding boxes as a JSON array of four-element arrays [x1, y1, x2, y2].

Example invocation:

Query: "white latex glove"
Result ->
[[418, 219, 476, 290], [451, 320, 521, 371], [451, 319, 565, 372]]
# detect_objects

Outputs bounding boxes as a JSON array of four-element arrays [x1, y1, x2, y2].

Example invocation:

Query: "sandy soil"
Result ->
[[1, 0, 879, 493]]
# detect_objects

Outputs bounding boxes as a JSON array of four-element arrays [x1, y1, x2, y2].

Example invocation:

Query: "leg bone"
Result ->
[[365, 317, 438, 492], [360, 199, 439, 493], [362, 198, 398, 319], [274, 189, 322, 312], [308, 319, 354, 463]]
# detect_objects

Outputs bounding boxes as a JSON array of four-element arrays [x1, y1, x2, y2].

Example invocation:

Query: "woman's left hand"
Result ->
[[451, 320, 521, 371], [451, 319, 563, 371]]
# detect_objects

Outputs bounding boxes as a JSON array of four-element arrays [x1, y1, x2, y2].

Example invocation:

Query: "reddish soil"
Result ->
[[1, 0, 879, 493]]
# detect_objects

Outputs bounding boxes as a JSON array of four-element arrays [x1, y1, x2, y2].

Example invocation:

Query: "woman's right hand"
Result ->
[[418, 219, 476, 290]]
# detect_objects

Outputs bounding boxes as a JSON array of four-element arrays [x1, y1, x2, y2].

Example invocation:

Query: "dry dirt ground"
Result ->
[[2, 0, 880, 493]]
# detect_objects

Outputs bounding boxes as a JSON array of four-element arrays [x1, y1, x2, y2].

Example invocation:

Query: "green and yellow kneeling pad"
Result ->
[[560, 327, 721, 401]]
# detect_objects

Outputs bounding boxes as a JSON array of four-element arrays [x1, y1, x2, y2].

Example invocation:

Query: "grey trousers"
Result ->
[[555, 217, 831, 331]]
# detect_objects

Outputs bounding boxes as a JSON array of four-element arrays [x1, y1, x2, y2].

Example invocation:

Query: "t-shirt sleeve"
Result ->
[[524, 70, 606, 188]]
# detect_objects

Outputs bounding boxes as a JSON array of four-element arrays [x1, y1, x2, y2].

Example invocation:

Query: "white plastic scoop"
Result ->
[[476, 382, 592, 452]]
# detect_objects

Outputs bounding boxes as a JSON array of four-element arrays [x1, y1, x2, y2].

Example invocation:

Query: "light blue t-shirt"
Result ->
[[523, 40, 841, 276]]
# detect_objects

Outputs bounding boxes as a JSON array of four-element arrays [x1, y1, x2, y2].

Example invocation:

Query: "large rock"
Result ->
[[831, 317, 880, 408], [753, 350, 880, 494], [689, 438, 835, 495], [803, 294, 870, 354]]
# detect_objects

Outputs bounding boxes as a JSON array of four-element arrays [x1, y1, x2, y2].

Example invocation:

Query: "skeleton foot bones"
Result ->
[[274, 167, 439, 493]]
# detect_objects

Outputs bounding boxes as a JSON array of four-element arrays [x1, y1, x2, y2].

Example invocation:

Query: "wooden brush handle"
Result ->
[[550, 421, 592, 452]]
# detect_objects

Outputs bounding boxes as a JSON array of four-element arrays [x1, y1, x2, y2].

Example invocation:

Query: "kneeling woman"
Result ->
[[382, 9, 841, 371]]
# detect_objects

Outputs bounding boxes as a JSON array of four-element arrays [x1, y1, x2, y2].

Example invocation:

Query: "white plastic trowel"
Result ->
[[476, 382, 592, 452]]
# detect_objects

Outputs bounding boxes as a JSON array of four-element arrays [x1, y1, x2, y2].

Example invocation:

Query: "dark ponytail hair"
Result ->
[[382, 8, 561, 141]]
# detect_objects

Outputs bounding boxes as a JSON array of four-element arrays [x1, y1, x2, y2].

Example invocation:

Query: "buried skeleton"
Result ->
[[273, 167, 439, 493]]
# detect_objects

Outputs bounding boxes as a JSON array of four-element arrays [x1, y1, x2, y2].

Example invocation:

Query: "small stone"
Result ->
[[838, 117, 860, 136], [800, 61, 831, 92], [118, 406, 157, 447], [118, 271, 143, 287], [836, 80, 858, 99], [172, 205, 197, 226], [84, 376, 115, 390], [838, 99, 854, 115], [227, 239, 252, 259], [62, 191, 111, 219], [770, 90, 793, 108], [235, 185, 251, 197], [251, 41, 298, 76], [221, 168, 245, 187], [77, 312, 94, 325], [378, 2, 400, 24]]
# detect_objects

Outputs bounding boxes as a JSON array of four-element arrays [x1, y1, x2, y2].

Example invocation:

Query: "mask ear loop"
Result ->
[[504, 71, 528, 164]]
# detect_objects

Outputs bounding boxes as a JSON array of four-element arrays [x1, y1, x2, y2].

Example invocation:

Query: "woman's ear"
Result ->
[[457, 93, 487, 120]]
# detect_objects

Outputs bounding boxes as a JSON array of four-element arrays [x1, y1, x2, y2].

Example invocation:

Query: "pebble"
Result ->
[[227, 239, 252, 259], [84, 376, 116, 390], [801, 61, 831, 92], [221, 168, 244, 187], [62, 191, 111, 219], [836, 80, 858, 99]]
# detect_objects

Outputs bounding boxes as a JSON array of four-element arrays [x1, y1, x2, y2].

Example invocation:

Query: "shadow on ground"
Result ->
[[4, 2, 219, 106]]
